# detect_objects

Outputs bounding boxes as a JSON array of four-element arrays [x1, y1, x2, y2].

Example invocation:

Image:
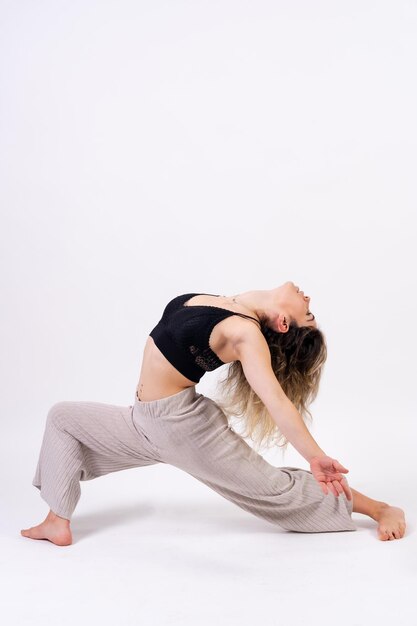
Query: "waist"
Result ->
[[134, 385, 200, 417]]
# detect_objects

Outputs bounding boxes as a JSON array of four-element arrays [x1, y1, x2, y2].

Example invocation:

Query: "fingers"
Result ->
[[327, 481, 341, 497], [333, 460, 349, 473], [322, 481, 340, 497], [340, 476, 353, 501], [326, 479, 353, 501], [323, 479, 350, 499], [320, 482, 329, 496], [315, 459, 353, 500]]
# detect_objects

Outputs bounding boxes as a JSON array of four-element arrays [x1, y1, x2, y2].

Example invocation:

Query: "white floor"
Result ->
[[2, 459, 415, 626]]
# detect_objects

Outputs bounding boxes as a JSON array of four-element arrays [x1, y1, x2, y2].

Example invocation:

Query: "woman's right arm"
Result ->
[[233, 327, 352, 500], [233, 327, 328, 463]]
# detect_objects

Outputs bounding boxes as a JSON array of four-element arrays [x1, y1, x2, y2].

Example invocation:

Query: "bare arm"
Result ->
[[234, 326, 327, 463]]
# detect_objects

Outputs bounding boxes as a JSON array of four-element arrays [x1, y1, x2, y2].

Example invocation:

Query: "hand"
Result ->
[[309, 455, 352, 501]]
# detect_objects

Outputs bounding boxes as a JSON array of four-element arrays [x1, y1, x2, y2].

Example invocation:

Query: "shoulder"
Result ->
[[225, 316, 269, 355]]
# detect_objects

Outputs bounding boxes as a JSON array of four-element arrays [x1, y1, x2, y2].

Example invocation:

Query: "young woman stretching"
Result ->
[[21, 281, 406, 545]]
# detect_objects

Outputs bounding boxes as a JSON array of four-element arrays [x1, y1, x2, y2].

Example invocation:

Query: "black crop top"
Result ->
[[149, 292, 261, 383]]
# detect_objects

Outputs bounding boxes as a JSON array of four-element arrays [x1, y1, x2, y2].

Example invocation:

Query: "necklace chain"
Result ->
[[231, 294, 261, 325]]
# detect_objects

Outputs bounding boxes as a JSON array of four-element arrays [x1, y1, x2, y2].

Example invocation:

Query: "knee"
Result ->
[[46, 401, 71, 429]]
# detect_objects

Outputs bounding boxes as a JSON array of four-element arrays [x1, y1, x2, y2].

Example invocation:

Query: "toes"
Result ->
[[377, 523, 407, 540], [390, 525, 406, 539], [21, 526, 41, 539], [395, 526, 405, 539], [378, 528, 391, 541]]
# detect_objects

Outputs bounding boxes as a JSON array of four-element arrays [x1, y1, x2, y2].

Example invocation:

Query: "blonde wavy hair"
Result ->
[[214, 316, 328, 453]]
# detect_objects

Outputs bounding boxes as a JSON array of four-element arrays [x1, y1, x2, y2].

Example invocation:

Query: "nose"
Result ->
[[293, 283, 310, 302]]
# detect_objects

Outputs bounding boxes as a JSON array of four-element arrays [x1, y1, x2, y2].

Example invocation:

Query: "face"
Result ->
[[274, 281, 317, 331]]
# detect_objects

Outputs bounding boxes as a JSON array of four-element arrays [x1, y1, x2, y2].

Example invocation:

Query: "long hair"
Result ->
[[214, 316, 328, 453]]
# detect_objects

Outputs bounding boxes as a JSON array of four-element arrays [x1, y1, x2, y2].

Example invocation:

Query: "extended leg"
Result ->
[[150, 392, 404, 539]]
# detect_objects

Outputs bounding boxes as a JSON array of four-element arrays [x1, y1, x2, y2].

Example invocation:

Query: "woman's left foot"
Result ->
[[374, 504, 406, 540], [21, 511, 72, 546]]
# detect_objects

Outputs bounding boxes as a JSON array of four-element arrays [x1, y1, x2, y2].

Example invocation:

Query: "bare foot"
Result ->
[[21, 510, 72, 546], [374, 503, 406, 541]]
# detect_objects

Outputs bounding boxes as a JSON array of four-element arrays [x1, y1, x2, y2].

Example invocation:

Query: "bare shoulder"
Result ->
[[225, 316, 267, 352], [231, 320, 271, 363]]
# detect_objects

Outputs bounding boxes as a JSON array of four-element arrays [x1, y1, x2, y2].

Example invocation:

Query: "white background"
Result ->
[[1, 1, 416, 625]]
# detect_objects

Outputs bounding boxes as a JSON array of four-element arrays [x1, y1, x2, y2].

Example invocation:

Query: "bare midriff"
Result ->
[[135, 294, 259, 402]]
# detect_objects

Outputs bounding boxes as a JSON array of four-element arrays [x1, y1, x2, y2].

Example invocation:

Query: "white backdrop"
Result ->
[[1, 1, 416, 625]]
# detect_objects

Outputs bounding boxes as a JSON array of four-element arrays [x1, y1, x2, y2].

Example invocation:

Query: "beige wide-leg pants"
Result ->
[[32, 386, 357, 533]]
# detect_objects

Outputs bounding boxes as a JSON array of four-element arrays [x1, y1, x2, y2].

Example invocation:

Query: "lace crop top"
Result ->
[[149, 292, 261, 383]]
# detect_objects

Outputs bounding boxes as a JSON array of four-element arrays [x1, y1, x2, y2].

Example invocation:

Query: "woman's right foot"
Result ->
[[374, 503, 406, 540], [20, 510, 72, 546]]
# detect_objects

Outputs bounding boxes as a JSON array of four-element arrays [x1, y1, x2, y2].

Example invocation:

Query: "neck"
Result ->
[[231, 289, 275, 323]]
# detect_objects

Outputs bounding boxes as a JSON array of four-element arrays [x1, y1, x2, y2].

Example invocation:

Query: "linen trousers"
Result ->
[[32, 385, 357, 533]]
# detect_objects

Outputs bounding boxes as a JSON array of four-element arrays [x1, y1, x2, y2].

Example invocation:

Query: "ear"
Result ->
[[275, 314, 290, 333]]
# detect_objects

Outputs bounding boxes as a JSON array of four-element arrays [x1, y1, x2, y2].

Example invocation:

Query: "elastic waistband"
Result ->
[[133, 385, 199, 417]]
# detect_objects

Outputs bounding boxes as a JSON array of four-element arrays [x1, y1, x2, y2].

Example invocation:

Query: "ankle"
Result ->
[[371, 501, 390, 522], [47, 510, 70, 524]]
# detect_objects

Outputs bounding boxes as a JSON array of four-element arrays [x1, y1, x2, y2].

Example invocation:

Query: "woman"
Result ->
[[21, 281, 406, 545]]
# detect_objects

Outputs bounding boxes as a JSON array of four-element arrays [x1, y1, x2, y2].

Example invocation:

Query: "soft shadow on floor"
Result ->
[[72, 501, 385, 543], [72, 500, 285, 542]]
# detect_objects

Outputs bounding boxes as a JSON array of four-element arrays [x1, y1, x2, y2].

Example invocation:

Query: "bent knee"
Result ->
[[46, 401, 74, 429]]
